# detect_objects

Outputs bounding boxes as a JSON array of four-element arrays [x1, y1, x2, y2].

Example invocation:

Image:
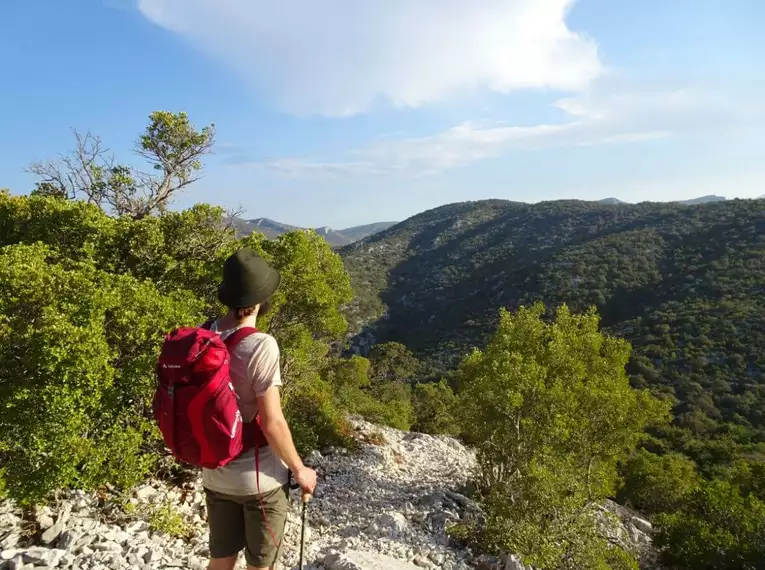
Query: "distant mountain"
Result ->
[[598, 198, 626, 205], [233, 218, 301, 240], [338, 222, 399, 242], [677, 195, 726, 205], [234, 218, 397, 246]]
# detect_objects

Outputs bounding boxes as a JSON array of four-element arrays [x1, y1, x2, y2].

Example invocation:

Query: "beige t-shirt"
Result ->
[[201, 320, 289, 496]]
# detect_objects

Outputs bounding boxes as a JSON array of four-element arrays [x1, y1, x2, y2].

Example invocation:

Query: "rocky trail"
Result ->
[[0, 419, 655, 570]]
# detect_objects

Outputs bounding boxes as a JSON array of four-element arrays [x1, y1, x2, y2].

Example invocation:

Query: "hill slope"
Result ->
[[341, 198, 765, 462], [234, 218, 397, 246]]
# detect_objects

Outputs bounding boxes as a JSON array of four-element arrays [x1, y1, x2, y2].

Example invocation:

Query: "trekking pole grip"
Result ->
[[302, 492, 312, 504]]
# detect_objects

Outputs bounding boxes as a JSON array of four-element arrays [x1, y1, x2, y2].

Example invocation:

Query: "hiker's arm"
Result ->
[[257, 387, 304, 473]]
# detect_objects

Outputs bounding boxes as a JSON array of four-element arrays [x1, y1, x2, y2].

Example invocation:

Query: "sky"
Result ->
[[1, 0, 764, 228]]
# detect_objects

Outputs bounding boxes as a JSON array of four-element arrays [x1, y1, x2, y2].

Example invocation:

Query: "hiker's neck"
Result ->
[[220, 309, 258, 329]]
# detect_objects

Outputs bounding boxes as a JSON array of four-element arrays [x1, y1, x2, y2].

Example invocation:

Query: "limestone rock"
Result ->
[[324, 549, 423, 570]]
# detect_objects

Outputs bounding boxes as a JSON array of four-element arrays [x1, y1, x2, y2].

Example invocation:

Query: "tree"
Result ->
[[618, 449, 700, 514], [368, 341, 421, 384], [655, 479, 765, 569], [458, 303, 669, 568], [413, 381, 459, 435], [0, 194, 358, 500], [27, 112, 214, 218], [0, 243, 204, 504]]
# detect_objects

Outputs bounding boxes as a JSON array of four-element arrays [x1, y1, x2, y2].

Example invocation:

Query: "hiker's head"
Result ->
[[218, 248, 280, 320]]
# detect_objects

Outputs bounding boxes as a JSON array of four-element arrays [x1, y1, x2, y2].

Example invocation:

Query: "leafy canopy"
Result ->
[[0, 194, 356, 503], [459, 303, 669, 569]]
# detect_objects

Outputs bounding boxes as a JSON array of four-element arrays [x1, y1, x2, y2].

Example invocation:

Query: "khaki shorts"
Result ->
[[205, 485, 289, 568]]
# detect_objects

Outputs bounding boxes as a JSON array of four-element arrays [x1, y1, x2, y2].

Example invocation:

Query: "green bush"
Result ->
[[148, 500, 192, 538], [0, 195, 357, 503], [412, 381, 459, 435], [367, 381, 413, 430], [328, 355, 414, 431], [655, 479, 765, 569], [458, 303, 669, 569], [618, 449, 700, 514], [0, 243, 203, 504]]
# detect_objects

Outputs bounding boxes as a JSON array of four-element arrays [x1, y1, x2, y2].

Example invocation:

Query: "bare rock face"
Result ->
[[0, 418, 658, 570]]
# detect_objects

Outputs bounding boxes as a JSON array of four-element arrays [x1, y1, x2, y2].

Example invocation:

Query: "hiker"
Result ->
[[202, 248, 317, 570]]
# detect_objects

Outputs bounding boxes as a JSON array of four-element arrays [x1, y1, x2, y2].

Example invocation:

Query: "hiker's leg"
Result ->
[[205, 489, 246, 570], [208, 555, 238, 570], [242, 485, 290, 570]]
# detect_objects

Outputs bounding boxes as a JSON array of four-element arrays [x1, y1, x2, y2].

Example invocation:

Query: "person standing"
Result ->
[[202, 248, 317, 570]]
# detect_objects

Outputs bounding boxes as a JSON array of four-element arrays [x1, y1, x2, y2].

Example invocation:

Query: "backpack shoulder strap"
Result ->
[[201, 319, 216, 331], [224, 327, 259, 349]]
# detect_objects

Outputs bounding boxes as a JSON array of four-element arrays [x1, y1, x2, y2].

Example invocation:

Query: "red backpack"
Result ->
[[153, 322, 267, 469]]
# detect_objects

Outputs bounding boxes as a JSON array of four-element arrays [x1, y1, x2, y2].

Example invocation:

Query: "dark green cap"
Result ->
[[217, 248, 281, 308]]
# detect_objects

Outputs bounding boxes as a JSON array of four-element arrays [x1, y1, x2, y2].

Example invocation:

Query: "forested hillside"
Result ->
[[341, 198, 765, 472]]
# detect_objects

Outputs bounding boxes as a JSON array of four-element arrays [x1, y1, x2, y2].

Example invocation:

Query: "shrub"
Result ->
[[149, 501, 192, 538], [618, 449, 700, 514], [655, 479, 765, 569], [412, 381, 459, 435], [0, 243, 203, 504], [327, 355, 414, 431], [458, 304, 669, 568]]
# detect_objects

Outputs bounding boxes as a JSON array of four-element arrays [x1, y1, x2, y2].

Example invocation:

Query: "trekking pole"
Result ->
[[299, 492, 312, 569]]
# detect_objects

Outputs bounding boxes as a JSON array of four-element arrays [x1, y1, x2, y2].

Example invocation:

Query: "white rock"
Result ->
[[23, 546, 66, 566], [135, 485, 157, 501], [1, 549, 20, 560], [504, 553, 530, 570], [57, 529, 82, 551], [630, 516, 653, 534], [324, 549, 424, 570], [40, 503, 71, 545], [375, 512, 409, 535], [0, 533, 22, 550]]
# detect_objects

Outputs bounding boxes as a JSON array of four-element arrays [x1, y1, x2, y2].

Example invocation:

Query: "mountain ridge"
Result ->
[[233, 217, 398, 246], [340, 197, 765, 470]]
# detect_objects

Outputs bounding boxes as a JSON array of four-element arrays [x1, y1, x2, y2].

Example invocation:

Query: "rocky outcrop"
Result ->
[[0, 418, 656, 570]]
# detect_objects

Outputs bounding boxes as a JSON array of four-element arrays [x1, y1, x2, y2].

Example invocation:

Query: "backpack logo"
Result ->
[[231, 410, 242, 439]]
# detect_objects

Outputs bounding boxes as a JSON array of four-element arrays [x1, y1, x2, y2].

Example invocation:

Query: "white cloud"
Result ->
[[137, 0, 602, 116], [252, 87, 762, 178]]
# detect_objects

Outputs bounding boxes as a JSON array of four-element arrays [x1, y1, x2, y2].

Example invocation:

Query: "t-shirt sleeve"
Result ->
[[247, 334, 282, 397]]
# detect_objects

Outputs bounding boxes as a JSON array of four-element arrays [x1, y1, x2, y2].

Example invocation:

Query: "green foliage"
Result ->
[[368, 342, 421, 383], [148, 500, 192, 538], [367, 381, 414, 430], [720, 458, 765, 501], [0, 243, 203, 504], [618, 449, 701, 514], [138, 111, 214, 180], [0, 194, 357, 503], [327, 355, 414, 430], [655, 479, 765, 569], [341, 198, 765, 477], [31, 181, 68, 199], [412, 381, 459, 435], [458, 303, 668, 569]]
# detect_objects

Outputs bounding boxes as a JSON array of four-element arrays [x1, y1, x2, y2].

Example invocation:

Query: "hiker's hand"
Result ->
[[295, 466, 317, 495]]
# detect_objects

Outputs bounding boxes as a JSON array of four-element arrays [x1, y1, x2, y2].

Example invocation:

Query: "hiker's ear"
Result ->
[[258, 298, 273, 316]]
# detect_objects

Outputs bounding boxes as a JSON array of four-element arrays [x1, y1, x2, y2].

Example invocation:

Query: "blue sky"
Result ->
[[1, 0, 763, 228]]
